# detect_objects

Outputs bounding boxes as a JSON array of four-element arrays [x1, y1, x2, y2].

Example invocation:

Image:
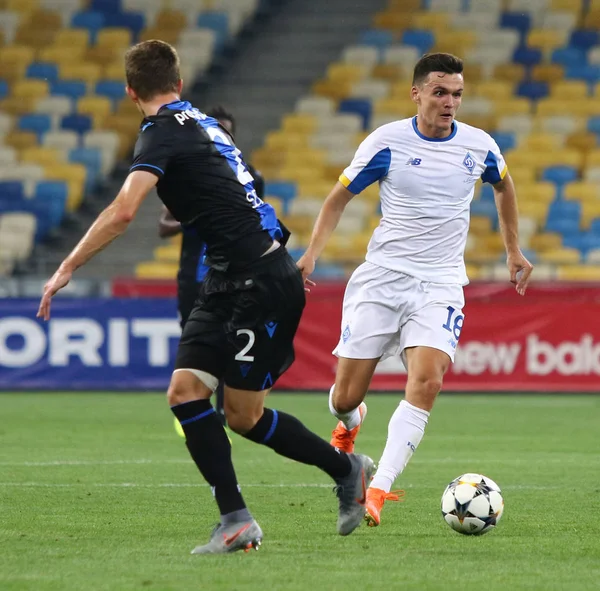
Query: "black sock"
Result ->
[[171, 399, 247, 516], [214, 380, 226, 427], [243, 409, 352, 480]]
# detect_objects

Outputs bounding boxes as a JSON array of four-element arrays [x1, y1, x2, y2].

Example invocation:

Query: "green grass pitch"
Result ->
[[1, 393, 599, 591]]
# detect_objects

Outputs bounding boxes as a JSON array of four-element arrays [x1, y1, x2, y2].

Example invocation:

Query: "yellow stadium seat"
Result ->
[[0, 44, 35, 68], [531, 64, 565, 83], [371, 64, 406, 81], [44, 163, 87, 212], [266, 131, 310, 151], [5, 0, 38, 14], [537, 98, 600, 118], [565, 132, 597, 153], [297, 180, 334, 198], [326, 63, 369, 84], [584, 149, 600, 167], [550, 80, 588, 100], [28, 8, 63, 29], [558, 265, 600, 281], [139, 27, 180, 45], [281, 114, 317, 134], [373, 11, 407, 31], [463, 64, 485, 84], [153, 244, 180, 263], [279, 214, 313, 235], [460, 114, 498, 131], [5, 131, 38, 151], [11, 79, 48, 100], [538, 248, 581, 264], [14, 26, 55, 49], [493, 98, 531, 116], [0, 97, 37, 116], [154, 10, 187, 31], [251, 148, 284, 169], [78, 96, 113, 119], [54, 30, 90, 50], [493, 64, 526, 83], [521, 133, 565, 151], [39, 46, 86, 67], [509, 166, 537, 185], [474, 81, 515, 100], [60, 62, 102, 86], [527, 29, 568, 53], [564, 181, 599, 202], [96, 28, 133, 50], [411, 12, 449, 32], [433, 31, 477, 55], [529, 233, 562, 252], [581, 202, 600, 228], [469, 215, 493, 236], [374, 97, 414, 116], [519, 202, 550, 225], [278, 165, 325, 183], [135, 262, 178, 279], [284, 148, 327, 167], [483, 233, 508, 254], [551, 0, 583, 12], [87, 46, 122, 68], [21, 146, 64, 166], [518, 182, 556, 203], [465, 264, 483, 280], [312, 79, 352, 101], [584, 10, 600, 28], [388, 0, 421, 10]]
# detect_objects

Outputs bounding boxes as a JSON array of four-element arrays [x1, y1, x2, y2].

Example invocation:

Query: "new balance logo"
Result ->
[[406, 158, 422, 166]]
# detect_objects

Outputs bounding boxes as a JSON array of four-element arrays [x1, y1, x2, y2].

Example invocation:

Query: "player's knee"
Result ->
[[226, 409, 262, 435], [166, 371, 212, 406], [409, 375, 443, 398], [331, 384, 364, 415]]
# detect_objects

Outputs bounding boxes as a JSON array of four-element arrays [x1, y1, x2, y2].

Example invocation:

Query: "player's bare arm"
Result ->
[[297, 182, 353, 281], [158, 205, 182, 238], [492, 171, 533, 296], [37, 170, 158, 320]]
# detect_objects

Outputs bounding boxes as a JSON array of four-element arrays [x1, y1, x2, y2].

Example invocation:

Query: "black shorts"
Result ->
[[174, 246, 306, 391], [177, 281, 199, 329]]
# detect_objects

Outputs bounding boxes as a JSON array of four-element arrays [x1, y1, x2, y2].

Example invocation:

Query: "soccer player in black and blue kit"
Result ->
[[37, 40, 374, 554], [158, 106, 265, 428]]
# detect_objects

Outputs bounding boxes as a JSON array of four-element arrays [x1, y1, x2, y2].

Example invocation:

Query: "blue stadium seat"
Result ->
[[338, 99, 372, 130], [470, 200, 498, 225], [197, 12, 229, 51], [516, 81, 549, 101], [33, 181, 68, 238], [500, 12, 531, 35], [546, 200, 581, 232], [26, 62, 59, 83], [479, 184, 495, 202], [51, 80, 87, 101], [491, 132, 516, 153], [563, 232, 600, 255], [589, 219, 600, 234], [95, 80, 125, 103], [0, 79, 9, 100], [105, 11, 145, 37], [0, 181, 24, 201], [551, 47, 586, 68], [71, 11, 105, 42], [587, 116, 600, 135], [401, 30, 435, 55], [264, 181, 296, 214], [90, 0, 121, 13], [359, 29, 394, 51], [18, 113, 52, 138], [312, 264, 346, 279], [69, 147, 102, 190], [61, 114, 93, 134], [546, 218, 581, 234], [521, 248, 538, 264], [569, 30, 599, 51], [513, 46, 542, 67], [542, 166, 579, 190], [565, 64, 600, 84]]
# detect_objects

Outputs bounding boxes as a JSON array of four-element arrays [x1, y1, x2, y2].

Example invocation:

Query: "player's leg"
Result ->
[[366, 286, 464, 526], [224, 384, 374, 536], [214, 379, 226, 426], [329, 263, 402, 453]]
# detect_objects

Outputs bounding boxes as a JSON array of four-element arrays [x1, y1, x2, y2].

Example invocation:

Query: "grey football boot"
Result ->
[[191, 519, 263, 555], [334, 453, 376, 535]]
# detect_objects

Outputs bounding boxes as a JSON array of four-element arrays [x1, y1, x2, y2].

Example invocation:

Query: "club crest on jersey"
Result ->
[[463, 152, 476, 174], [406, 157, 422, 166]]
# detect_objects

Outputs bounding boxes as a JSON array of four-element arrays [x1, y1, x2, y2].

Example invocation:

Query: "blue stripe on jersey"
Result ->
[[196, 243, 209, 282], [163, 101, 283, 242], [131, 163, 164, 174], [347, 147, 391, 194], [412, 116, 457, 142], [481, 150, 502, 184]]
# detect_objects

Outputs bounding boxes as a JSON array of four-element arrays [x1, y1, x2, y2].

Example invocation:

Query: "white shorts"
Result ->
[[333, 262, 465, 364]]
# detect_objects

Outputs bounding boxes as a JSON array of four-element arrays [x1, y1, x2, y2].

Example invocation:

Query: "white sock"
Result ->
[[328, 385, 362, 430], [370, 400, 430, 493]]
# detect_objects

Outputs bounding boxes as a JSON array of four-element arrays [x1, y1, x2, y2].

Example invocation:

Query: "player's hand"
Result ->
[[507, 250, 533, 296], [37, 266, 73, 320], [296, 253, 316, 293]]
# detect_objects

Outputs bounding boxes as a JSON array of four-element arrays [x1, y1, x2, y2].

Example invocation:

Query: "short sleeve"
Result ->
[[339, 128, 392, 195], [481, 137, 508, 185], [130, 121, 174, 178]]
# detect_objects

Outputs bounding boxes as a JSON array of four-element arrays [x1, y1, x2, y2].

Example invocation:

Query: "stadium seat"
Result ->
[[61, 113, 93, 135], [18, 113, 52, 138], [26, 62, 59, 83], [71, 11, 105, 42], [51, 80, 87, 102], [197, 12, 229, 51]]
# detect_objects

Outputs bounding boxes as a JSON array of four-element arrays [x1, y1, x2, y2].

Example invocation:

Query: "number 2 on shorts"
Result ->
[[235, 329, 255, 362]]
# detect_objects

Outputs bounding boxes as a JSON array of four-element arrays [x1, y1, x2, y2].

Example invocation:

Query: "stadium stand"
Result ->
[[0, 0, 260, 276]]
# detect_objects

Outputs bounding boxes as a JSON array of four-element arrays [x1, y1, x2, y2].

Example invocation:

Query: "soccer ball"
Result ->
[[441, 473, 504, 535]]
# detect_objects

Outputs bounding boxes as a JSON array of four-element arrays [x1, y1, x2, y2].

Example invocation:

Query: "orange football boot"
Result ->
[[330, 402, 367, 453], [364, 487, 405, 527]]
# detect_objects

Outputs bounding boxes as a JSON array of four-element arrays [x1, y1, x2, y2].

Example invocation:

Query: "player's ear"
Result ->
[[126, 86, 137, 102], [411, 85, 420, 105], [177, 79, 183, 94]]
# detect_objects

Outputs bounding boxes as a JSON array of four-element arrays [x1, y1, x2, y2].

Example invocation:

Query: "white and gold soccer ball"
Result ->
[[441, 473, 504, 535]]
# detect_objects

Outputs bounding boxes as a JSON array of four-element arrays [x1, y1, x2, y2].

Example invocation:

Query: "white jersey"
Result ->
[[339, 117, 507, 285]]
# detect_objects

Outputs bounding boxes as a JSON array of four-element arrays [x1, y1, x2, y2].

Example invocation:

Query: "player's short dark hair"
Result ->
[[206, 105, 236, 135], [125, 40, 181, 101], [412, 53, 464, 86]]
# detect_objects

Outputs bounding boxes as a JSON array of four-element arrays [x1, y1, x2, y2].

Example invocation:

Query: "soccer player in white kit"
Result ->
[[297, 53, 534, 527]]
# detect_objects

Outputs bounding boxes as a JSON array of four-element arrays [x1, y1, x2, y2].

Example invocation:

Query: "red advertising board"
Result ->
[[277, 282, 600, 392]]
